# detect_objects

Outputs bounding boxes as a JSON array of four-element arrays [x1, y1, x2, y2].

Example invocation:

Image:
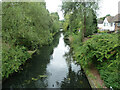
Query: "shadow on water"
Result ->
[[60, 51, 91, 88], [2, 32, 91, 89]]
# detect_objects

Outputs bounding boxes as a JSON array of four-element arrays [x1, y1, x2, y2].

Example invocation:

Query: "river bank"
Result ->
[[2, 31, 60, 82], [68, 36, 107, 89], [2, 2, 60, 80], [2, 32, 60, 82], [65, 33, 119, 89], [64, 35, 105, 88], [66, 35, 107, 89], [2, 32, 91, 88]]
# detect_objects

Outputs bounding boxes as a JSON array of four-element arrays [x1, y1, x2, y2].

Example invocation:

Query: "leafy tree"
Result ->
[[50, 12, 60, 34], [2, 2, 60, 79], [62, 1, 99, 41]]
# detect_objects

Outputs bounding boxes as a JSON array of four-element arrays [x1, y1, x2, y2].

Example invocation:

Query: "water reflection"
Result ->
[[2, 32, 61, 88], [2, 32, 91, 89], [61, 51, 91, 88], [46, 33, 69, 88]]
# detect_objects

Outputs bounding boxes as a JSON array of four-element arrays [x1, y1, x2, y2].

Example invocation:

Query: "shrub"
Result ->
[[2, 2, 60, 79], [2, 44, 31, 78], [72, 33, 120, 89]]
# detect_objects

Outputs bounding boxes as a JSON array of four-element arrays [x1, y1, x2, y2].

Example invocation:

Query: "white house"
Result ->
[[102, 16, 115, 31], [98, 14, 120, 32]]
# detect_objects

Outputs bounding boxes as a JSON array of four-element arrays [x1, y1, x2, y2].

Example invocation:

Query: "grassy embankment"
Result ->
[[65, 32, 120, 89]]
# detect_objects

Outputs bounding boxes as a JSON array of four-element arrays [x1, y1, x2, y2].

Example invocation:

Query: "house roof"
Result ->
[[106, 16, 114, 23], [98, 14, 120, 24], [113, 14, 120, 22], [97, 19, 103, 24]]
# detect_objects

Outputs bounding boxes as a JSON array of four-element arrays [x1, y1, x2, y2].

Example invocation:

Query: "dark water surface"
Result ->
[[3, 32, 91, 89]]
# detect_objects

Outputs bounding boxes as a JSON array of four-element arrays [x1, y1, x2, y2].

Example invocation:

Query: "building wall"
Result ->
[[109, 23, 115, 31], [98, 24, 103, 31], [103, 18, 109, 30], [115, 23, 120, 31], [103, 18, 115, 31]]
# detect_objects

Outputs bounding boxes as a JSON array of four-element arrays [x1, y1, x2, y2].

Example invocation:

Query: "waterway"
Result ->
[[3, 32, 91, 89]]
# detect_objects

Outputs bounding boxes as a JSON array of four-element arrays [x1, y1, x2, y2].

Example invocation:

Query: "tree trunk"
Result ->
[[82, 7, 86, 42], [84, 9, 86, 37]]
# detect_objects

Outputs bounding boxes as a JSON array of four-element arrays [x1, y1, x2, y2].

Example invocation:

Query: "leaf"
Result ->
[[39, 75, 47, 78], [32, 78, 38, 81], [68, 78, 70, 80], [80, 81, 83, 84]]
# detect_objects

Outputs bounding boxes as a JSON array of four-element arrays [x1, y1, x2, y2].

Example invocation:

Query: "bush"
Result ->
[[72, 33, 120, 89], [2, 44, 31, 78], [2, 2, 60, 79]]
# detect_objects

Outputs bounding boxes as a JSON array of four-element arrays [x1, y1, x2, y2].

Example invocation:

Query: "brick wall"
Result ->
[[115, 23, 120, 31]]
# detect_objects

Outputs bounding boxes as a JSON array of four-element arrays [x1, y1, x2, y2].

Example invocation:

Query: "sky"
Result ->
[[98, 0, 120, 18], [45, 0, 64, 20], [0, 0, 119, 19], [45, 0, 120, 20]]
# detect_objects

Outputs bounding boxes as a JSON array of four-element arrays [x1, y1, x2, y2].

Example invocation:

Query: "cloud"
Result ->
[[45, 0, 120, 19], [45, 0, 64, 20], [98, 0, 120, 18]]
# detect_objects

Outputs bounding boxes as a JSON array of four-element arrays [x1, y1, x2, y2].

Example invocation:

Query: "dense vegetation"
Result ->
[[2, 2, 60, 79], [71, 33, 120, 89], [62, 2, 98, 41], [62, 1, 120, 89]]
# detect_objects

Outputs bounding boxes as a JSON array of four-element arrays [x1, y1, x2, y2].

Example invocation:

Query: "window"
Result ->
[[104, 23, 107, 26], [104, 23, 105, 26], [117, 22, 120, 27], [111, 23, 113, 27]]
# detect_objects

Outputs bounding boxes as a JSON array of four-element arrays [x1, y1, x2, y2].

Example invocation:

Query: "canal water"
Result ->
[[3, 32, 91, 88]]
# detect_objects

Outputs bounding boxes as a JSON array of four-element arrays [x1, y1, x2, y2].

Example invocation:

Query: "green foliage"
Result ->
[[2, 2, 60, 79], [59, 20, 64, 29], [97, 59, 119, 89], [2, 44, 31, 78], [63, 14, 70, 31], [72, 33, 120, 89], [62, 2, 98, 38], [50, 12, 60, 35], [98, 30, 109, 34], [2, 2, 57, 50], [85, 9, 98, 36], [71, 32, 83, 45]]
